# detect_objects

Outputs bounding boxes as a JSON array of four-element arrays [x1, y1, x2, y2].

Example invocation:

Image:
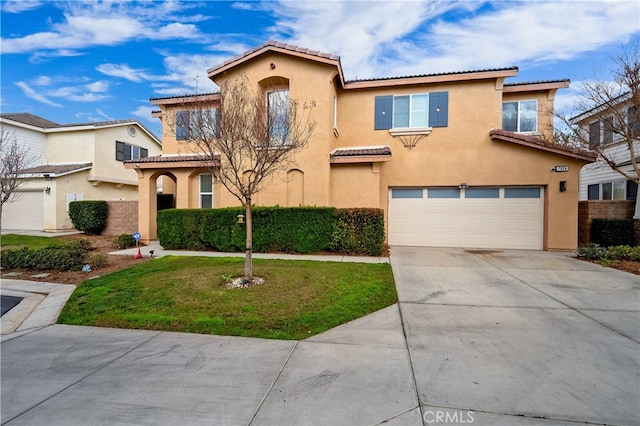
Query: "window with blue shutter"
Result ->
[[375, 92, 448, 130], [428, 91, 448, 127], [374, 96, 393, 130]]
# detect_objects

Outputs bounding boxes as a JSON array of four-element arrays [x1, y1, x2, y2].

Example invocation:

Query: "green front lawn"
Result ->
[[58, 256, 397, 340], [0, 234, 66, 250]]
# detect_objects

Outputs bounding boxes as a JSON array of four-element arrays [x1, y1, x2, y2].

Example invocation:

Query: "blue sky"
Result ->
[[1, 0, 639, 136]]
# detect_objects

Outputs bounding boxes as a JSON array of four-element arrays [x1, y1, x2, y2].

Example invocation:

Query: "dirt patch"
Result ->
[[1, 234, 151, 286], [603, 260, 640, 275]]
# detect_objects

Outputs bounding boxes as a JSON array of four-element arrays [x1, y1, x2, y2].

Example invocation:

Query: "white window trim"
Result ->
[[392, 93, 430, 130], [503, 99, 538, 134], [199, 174, 213, 208]]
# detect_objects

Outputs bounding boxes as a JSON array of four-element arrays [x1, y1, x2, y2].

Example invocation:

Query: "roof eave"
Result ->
[[489, 130, 596, 162], [344, 68, 519, 90], [330, 155, 392, 164], [150, 93, 221, 106], [503, 80, 570, 93]]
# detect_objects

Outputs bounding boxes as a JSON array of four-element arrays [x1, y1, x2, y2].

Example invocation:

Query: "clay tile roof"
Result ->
[[208, 40, 340, 75], [125, 154, 220, 164], [19, 162, 92, 175], [489, 129, 596, 162], [330, 146, 392, 157], [345, 67, 519, 84], [503, 79, 570, 87]]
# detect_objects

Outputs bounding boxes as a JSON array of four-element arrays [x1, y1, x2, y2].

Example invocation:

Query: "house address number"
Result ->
[[553, 165, 569, 172]]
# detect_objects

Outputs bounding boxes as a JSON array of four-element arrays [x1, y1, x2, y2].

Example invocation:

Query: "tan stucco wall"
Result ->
[[144, 52, 587, 250]]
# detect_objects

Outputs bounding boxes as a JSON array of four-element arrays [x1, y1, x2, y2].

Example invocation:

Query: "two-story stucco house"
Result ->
[[0, 113, 162, 231], [131, 41, 595, 250]]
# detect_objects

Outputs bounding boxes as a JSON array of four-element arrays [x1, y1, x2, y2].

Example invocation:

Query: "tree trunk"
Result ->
[[244, 200, 252, 278], [635, 185, 640, 219]]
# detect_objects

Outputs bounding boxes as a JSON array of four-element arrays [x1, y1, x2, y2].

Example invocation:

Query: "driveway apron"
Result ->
[[392, 246, 639, 425]]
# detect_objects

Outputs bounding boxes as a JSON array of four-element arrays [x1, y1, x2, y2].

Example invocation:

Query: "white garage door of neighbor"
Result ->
[[1, 191, 44, 230], [389, 187, 543, 250]]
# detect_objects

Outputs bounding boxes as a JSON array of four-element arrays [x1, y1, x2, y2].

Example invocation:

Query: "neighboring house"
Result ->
[[573, 94, 639, 211], [0, 113, 162, 231], [131, 41, 596, 250]]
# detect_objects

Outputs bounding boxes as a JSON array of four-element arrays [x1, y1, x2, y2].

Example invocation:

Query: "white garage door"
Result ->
[[389, 187, 543, 250], [1, 191, 44, 230]]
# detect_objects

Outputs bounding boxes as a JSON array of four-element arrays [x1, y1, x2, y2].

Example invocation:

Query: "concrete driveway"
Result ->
[[1, 247, 638, 425], [392, 247, 639, 425]]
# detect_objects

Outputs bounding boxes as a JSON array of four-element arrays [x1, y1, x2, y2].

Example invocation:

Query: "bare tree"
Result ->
[[167, 75, 316, 278], [0, 125, 33, 230], [554, 43, 639, 187]]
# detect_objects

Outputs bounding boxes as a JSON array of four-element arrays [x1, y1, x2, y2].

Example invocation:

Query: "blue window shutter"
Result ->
[[374, 96, 393, 130], [115, 141, 125, 161], [429, 91, 448, 127], [627, 180, 638, 201]]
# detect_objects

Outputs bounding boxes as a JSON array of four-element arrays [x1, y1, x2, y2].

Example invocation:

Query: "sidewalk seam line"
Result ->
[[247, 341, 298, 426]]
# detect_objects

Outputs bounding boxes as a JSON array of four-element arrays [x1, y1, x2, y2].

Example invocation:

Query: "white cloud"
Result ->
[[15, 81, 62, 107], [1, 1, 207, 55], [1, 1, 42, 13], [265, 0, 640, 79], [265, 1, 466, 78], [97, 64, 146, 82], [132, 105, 156, 121], [86, 81, 109, 93]]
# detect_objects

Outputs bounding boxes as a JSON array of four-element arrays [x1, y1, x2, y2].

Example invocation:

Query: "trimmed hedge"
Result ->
[[591, 218, 633, 247], [157, 207, 385, 256], [69, 200, 108, 235], [1, 241, 91, 271], [331, 208, 385, 256]]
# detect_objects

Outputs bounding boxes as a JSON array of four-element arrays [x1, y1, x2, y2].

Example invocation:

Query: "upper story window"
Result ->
[[374, 91, 448, 131], [267, 89, 289, 145], [589, 117, 621, 149], [115, 141, 148, 162], [176, 109, 218, 141], [502, 100, 537, 133], [394, 94, 428, 128]]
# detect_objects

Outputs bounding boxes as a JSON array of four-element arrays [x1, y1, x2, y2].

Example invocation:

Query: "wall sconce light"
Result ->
[[559, 181, 567, 192], [44, 187, 51, 194], [237, 214, 245, 224], [459, 183, 469, 189]]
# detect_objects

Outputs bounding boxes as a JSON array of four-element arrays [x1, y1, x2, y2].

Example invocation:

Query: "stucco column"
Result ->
[[136, 170, 157, 244], [175, 171, 191, 209]]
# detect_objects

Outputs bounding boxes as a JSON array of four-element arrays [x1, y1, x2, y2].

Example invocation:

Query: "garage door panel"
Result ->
[[389, 187, 543, 250], [2, 191, 44, 230]]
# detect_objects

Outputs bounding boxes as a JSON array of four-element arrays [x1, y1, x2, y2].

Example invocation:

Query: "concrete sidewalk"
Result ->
[[110, 240, 390, 263], [1, 247, 638, 425]]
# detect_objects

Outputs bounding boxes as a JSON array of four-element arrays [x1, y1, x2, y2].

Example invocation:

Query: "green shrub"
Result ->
[[1, 244, 90, 271], [330, 208, 385, 256], [576, 242, 606, 260], [157, 206, 384, 255], [114, 234, 136, 249], [628, 246, 640, 261], [605, 245, 632, 260], [68, 201, 108, 235], [591, 218, 633, 247], [87, 254, 108, 269]]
